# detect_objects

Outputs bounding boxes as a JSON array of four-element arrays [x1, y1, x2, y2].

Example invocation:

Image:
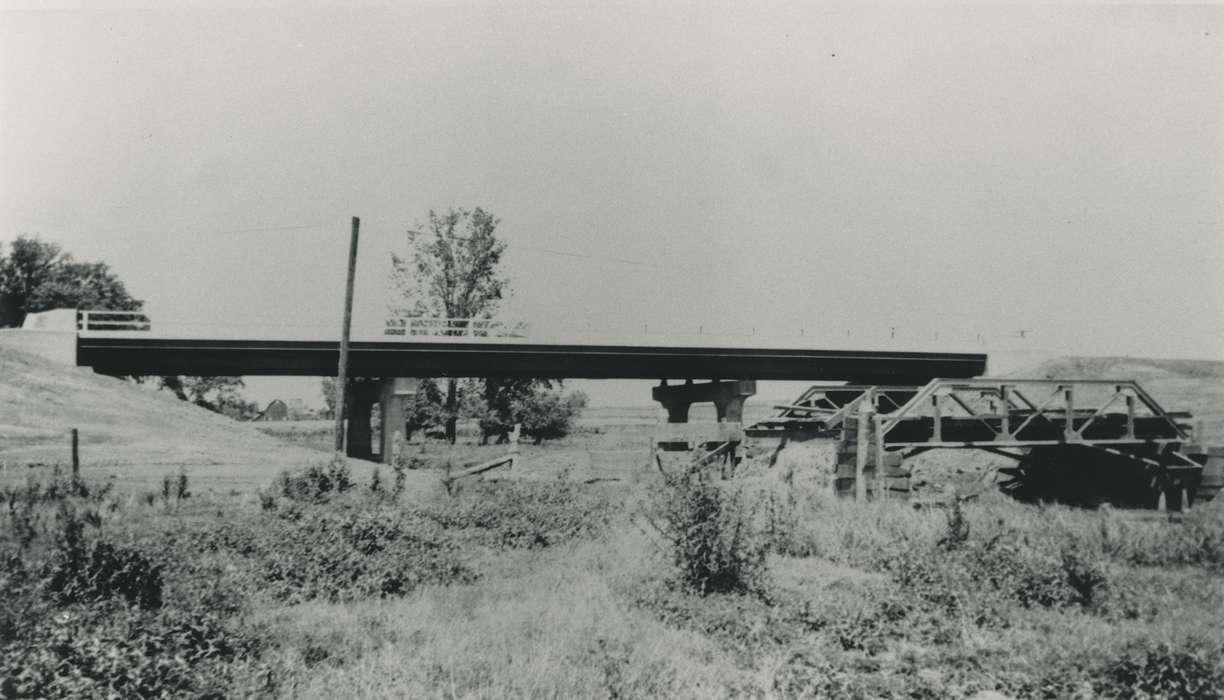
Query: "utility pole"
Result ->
[[333, 216, 360, 454]]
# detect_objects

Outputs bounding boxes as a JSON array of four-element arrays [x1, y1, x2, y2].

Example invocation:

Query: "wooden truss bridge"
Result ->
[[746, 378, 1222, 510]]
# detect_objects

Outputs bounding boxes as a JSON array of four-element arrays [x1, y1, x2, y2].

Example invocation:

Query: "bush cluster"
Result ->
[[419, 478, 614, 549], [647, 471, 768, 596], [277, 455, 354, 501], [868, 508, 1114, 642], [1, 603, 269, 699], [1099, 642, 1224, 700], [46, 507, 163, 610], [173, 506, 476, 604], [1, 490, 269, 699]]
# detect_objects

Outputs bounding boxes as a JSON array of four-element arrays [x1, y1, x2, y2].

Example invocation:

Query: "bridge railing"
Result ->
[[383, 316, 530, 339], [78, 310, 151, 332]]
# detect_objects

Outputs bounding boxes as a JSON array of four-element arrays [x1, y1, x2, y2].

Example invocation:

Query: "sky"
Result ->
[[2, 2, 1222, 407]]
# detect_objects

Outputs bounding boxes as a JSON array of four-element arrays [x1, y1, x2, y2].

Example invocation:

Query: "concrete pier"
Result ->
[[344, 377, 419, 462]]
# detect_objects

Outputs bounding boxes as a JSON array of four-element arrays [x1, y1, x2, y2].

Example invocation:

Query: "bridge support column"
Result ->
[[378, 378, 419, 464], [345, 380, 380, 461], [344, 378, 421, 463]]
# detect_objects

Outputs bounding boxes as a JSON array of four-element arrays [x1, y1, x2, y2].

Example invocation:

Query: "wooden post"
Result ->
[[333, 216, 360, 454], [71, 428, 79, 476], [999, 385, 1010, 438], [1064, 387, 1075, 440], [874, 414, 886, 500], [932, 394, 942, 442], [509, 423, 521, 469], [855, 394, 872, 502]]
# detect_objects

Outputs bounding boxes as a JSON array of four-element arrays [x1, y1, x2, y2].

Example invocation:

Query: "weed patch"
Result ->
[[0, 484, 272, 699], [1098, 641, 1224, 700], [170, 506, 475, 604], [646, 471, 768, 596], [419, 478, 614, 549], [278, 455, 354, 502]]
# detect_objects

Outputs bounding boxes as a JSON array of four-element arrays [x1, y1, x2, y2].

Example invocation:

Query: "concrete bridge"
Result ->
[[22, 310, 990, 461]]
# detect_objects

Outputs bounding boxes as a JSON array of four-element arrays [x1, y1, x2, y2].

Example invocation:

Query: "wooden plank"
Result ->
[[836, 464, 876, 478], [445, 453, 515, 483]]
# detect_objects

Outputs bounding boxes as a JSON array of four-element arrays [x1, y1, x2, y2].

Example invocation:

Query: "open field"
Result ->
[[3, 347, 1224, 698]]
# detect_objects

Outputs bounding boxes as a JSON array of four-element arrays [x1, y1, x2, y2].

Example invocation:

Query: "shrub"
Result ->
[[771, 648, 868, 699], [391, 455, 409, 498], [175, 469, 190, 500], [1099, 642, 1223, 700], [3, 469, 109, 509], [0, 604, 271, 699], [177, 507, 476, 604], [257, 489, 277, 512], [937, 498, 971, 550], [1060, 548, 1109, 607], [0, 498, 273, 699], [278, 455, 354, 502], [647, 471, 768, 596], [419, 478, 613, 549], [46, 505, 162, 610]]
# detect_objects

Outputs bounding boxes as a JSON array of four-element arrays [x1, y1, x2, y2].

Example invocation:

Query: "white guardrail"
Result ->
[[77, 310, 529, 340], [74, 309, 1026, 355], [383, 317, 530, 338], [78, 310, 152, 331]]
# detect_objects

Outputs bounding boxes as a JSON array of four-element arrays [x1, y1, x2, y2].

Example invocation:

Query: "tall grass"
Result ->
[[6, 461, 1224, 699]]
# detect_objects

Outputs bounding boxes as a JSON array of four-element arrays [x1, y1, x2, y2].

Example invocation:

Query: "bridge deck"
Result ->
[[75, 335, 987, 381]]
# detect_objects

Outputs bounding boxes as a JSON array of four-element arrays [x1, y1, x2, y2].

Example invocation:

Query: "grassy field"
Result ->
[[3, 347, 1224, 697], [3, 464, 1223, 698]]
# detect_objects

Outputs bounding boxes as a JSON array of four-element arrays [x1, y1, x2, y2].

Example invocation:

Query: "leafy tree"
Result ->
[[390, 208, 509, 443], [403, 379, 446, 441], [1, 236, 251, 416], [0, 235, 142, 327], [158, 376, 248, 414], [515, 390, 588, 445], [221, 398, 261, 421], [388, 208, 588, 444], [476, 378, 550, 444]]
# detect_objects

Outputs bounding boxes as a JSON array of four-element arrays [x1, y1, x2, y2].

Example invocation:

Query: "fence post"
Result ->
[[71, 428, 79, 477], [510, 423, 521, 469]]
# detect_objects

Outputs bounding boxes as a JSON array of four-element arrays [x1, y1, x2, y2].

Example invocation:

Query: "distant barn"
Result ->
[[255, 399, 289, 421]]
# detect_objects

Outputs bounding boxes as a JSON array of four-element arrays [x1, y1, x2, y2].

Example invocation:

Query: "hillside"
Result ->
[[1019, 356, 1224, 442], [0, 344, 377, 493]]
